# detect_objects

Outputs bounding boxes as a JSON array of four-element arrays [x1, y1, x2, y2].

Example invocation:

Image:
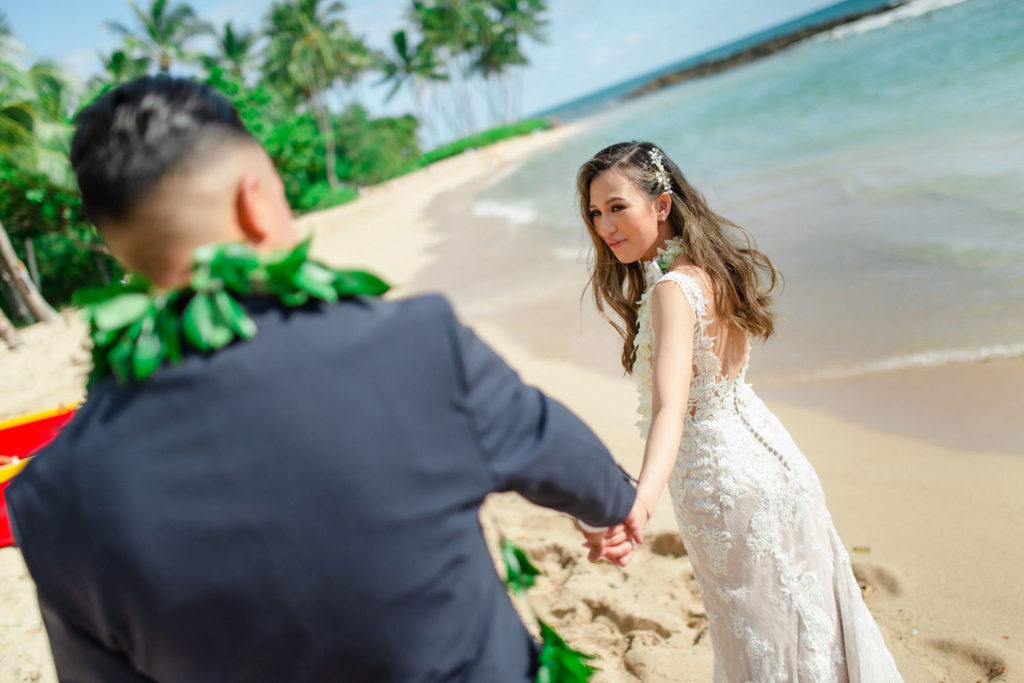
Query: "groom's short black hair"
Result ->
[[70, 75, 254, 223]]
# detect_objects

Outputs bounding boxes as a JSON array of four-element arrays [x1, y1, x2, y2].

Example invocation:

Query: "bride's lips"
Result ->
[[606, 239, 626, 250]]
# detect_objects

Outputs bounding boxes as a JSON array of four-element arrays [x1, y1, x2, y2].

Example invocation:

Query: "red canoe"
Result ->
[[0, 405, 77, 548]]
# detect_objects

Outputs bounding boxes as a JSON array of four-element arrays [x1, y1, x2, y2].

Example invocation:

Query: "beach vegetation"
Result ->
[[103, 0, 212, 75], [0, 0, 550, 335], [422, 116, 550, 165]]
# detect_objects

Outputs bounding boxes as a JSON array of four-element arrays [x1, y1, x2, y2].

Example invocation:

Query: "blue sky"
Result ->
[[4, 0, 838, 119]]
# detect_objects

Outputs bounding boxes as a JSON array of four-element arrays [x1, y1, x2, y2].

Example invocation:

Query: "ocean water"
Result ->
[[475, 0, 1024, 384]]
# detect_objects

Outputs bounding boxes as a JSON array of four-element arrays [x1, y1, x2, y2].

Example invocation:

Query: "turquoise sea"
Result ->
[[475, 0, 1024, 384]]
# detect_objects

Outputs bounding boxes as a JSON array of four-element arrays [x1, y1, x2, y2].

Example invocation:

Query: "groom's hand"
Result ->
[[577, 523, 611, 562], [580, 525, 635, 566], [596, 526, 636, 566]]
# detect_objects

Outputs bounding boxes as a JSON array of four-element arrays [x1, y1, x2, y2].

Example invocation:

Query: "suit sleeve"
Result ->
[[448, 306, 635, 527]]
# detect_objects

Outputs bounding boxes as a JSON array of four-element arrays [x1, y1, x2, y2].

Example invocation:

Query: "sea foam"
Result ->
[[471, 200, 538, 226], [793, 342, 1024, 383], [825, 0, 973, 40]]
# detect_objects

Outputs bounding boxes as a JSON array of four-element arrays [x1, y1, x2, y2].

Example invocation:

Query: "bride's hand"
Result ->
[[623, 497, 651, 547]]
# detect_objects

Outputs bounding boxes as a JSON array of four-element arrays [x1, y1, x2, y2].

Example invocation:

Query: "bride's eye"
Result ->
[[589, 209, 601, 218], [611, 204, 626, 212]]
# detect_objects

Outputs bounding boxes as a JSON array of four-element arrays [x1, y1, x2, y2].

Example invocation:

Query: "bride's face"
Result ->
[[588, 169, 669, 263]]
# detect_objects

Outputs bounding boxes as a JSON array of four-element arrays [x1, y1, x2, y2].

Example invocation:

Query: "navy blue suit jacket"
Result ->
[[8, 294, 635, 682]]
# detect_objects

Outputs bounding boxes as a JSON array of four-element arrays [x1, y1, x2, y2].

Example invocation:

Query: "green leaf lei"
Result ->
[[502, 539, 596, 682], [76, 238, 389, 387]]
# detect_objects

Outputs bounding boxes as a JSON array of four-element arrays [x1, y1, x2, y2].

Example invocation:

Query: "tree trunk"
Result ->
[[314, 100, 341, 189], [0, 253, 32, 324], [25, 238, 40, 289], [0, 219, 58, 323], [94, 252, 112, 285], [311, 65, 340, 189], [0, 304, 20, 349]]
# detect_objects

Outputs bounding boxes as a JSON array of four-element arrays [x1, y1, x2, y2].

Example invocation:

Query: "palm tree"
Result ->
[[205, 22, 259, 81], [410, 0, 484, 134], [473, 0, 546, 123], [105, 0, 211, 74], [263, 0, 372, 188], [379, 30, 446, 103], [377, 29, 446, 138], [91, 44, 153, 94], [0, 13, 35, 154], [408, 0, 547, 133]]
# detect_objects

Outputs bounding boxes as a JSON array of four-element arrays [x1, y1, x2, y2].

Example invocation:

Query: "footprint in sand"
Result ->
[[925, 637, 1008, 681], [583, 598, 673, 639], [850, 561, 902, 598], [647, 531, 687, 558]]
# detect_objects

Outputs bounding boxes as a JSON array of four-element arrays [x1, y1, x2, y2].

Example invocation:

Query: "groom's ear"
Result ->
[[236, 170, 272, 248], [234, 147, 296, 250]]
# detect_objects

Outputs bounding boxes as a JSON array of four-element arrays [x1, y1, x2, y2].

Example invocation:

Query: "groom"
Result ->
[[6, 76, 645, 682]]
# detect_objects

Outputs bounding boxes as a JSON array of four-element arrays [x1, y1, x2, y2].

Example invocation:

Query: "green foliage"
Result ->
[[205, 68, 420, 213], [536, 620, 596, 683], [0, 163, 122, 313], [262, 0, 373, 103], [0, 0, 552, 325], [422, 117, 551, 165], [203, 22, 258, 79], [502, 538, 542, 595], [378, 28, 447, 103], [296, 182, 360, 212], [501, 540, 595, 682], [334, 104, 422, 185], [104, 0, 212, 74], [79, 239, 389, 386], [412, 0, 547, 78]]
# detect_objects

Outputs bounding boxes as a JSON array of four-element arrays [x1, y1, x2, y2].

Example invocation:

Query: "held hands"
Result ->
[[577, 497, 650, 567]]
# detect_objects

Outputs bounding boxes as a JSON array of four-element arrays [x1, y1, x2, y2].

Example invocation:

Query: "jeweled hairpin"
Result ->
[[648, 149, 672, 194]]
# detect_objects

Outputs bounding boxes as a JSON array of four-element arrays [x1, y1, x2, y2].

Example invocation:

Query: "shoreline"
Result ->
[[757, 355, 1024, 456], [411, 160, 1024, 458]]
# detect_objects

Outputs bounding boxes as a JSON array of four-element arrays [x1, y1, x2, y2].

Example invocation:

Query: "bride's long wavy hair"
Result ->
[[577, 141, 780, 373]]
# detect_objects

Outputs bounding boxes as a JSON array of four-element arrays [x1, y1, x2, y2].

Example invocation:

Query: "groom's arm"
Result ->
[[447, 307, 635, 528]]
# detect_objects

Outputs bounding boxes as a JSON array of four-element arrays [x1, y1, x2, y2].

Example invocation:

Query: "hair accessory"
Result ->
[[648, 148, 672, 194]]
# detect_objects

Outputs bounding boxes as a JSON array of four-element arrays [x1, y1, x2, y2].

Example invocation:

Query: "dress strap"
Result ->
[[657, 271, 707, 330]]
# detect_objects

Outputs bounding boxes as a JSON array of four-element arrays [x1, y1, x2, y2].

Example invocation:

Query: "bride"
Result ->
[[575, 141, 903, 681]]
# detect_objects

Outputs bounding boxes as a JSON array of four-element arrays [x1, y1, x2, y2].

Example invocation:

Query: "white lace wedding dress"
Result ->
[[633, 246, 903, 682]]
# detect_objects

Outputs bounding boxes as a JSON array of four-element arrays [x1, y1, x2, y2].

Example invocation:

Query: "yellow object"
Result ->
[[0, 456, 33, 485], [0, 404, 78, 432], [0, 404, 77, 485]]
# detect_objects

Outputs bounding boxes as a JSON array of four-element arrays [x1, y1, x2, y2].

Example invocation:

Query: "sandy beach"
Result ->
[[1, 125, 1020, 682]]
